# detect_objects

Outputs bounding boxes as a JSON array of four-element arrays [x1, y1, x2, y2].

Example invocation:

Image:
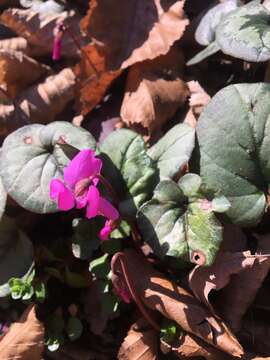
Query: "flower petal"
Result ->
[[86, 185, 100, 219], [64, 149, 102, 189], [98, 197, 119, 220], [50, 179, 75, 210], [99, 220, 111, 241]]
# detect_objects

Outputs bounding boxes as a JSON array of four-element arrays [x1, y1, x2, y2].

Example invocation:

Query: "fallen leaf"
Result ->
[[0, 8, 84, 58], [112, 250, 244, 357], [188, 251, 259, 312], [220, 224, 248, 253], [81, 0, 189, 70], [118, 317, 158, 360], [75, 45, 121, 114], [120, 48, 189, 136], [17, 67, 76, 123], [184, 80, 211, 128], [218, 235, 270, 332], [0, 50, 50, 99], [0, 305, 44, 359]]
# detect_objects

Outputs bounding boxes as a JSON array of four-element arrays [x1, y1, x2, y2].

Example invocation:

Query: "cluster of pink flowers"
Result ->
[[50, 149, 119, 240]]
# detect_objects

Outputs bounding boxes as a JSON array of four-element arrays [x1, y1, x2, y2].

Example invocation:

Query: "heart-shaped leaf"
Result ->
[[100, 129, 158, 217], [195, 0, 240, 46], [0, 121, 96, 213], [0, 216, 34, 297], [137, 175, 224, 266], [197, 83, 270, 226], [147, 123, 195, 179], [216, 0, 270, 62], [0, 175, 7, 220]]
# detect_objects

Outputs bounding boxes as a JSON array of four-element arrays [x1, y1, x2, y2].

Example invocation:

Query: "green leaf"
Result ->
[[89, 254, 110, 279], [197, 83, 270, 225], [71, 217, 103, 260], [137, 178, 223, 266], [35, 281, 46, 302], [66, 316, 83, 341], [22, 283, 34, 300], [212, 196, 231, 213], [100, 129, 158, 217], [101, 293, 120, 315], [178, 173, 202, 197], [0, 176, 7, 220], [216, 0, 270, 62], [0, 216, 34, 297], [187, 42, 221, 66], [0, 121, 96, 213], [46, 333, 64, 352], [160, 320, 178, 344], [148, 123, 195, 179], [64, 267, 89, 288], [195, 0, 240, 46]]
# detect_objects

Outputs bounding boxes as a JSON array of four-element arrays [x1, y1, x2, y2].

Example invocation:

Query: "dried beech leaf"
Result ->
[[0, 305, 44, 359], [0, 50, 50, 99], [0, 8, 84, 58], [113, 250, 244, 357], [75, 45, 121, 115], [81, 0, 189, 70], [18, 67, 76, 123], [189, 251, 260, 311], [218, 235, 270, 332], [120, 48, 189, 135], [118, 318, 158, 360], [184, 81, 211, 128]]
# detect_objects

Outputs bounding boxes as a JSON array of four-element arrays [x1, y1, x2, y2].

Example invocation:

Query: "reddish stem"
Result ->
[[112, 252, 160, 331]]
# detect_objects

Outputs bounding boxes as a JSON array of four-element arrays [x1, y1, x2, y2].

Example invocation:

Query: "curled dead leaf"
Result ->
[[188, 251, 260, 312], [81, 0, 189, 70], [0, 8, 84, 58], [218, 235, 270, 332], [118, 317, 158, 360], [0, 305, 44, 360], [75, 45, 121, 115], [112, 250, 244, 358], [120, 48, 189, 136], [0, 50, 50, 99]]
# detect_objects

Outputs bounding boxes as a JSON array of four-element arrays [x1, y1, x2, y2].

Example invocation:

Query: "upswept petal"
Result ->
[[64, 149, 102, 189], [50, 179, 75, 210], [99, 220, 111, 240], [98, 197, 119, 220], [86, 185, 100, 219]]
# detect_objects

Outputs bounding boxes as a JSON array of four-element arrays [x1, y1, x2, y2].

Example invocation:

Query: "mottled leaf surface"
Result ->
[[0, 176, 7, 220]]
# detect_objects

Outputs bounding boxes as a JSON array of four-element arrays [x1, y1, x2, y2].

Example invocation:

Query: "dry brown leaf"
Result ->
[[184, 80, 211, 128], [112, 250, 244, 358], [220, 224, 248, 253], [17, 67, 76, 123], [81, 0, 189, 70], [75, 45, 121, 115], [188, 251, 260, 312], [0, 9, 84, 58], [120, 48, 189, 136], [118, 317, 158, 360], [218, 235, 270, 333], [0, 50, 50, 99], [0, 305, 44, 360]]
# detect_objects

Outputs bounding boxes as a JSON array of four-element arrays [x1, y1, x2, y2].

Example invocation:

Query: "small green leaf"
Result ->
[[22, 284, 34, 300], [148, 123, 195, 179], [89, 254, 110, 279], [101, 293, 120, 315], [35, 281, 46, 302], [178, 173, 202, 197], [46, 333, 64, 352], [160, 320, 178, 344], [187, 42, 221, 66], [101, 129, 158, 217], [66, 316, 83, 341], [212, 196, 231, 213]]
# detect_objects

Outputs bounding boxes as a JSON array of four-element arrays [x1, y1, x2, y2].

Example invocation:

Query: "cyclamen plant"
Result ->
[[50, 149, 119, 240]]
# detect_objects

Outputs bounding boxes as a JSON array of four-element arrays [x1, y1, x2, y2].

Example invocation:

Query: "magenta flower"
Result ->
[[50, 149, 119, 239], [52, 22, 64, 61]]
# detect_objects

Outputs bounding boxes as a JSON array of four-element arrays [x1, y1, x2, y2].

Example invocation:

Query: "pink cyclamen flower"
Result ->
[[52, 22, 64, 61], [50, 149, 119, 239]]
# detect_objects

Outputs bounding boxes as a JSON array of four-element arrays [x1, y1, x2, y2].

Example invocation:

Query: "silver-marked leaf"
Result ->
[[0, 121, 96, 213], [0, 216, 34, 297], [100, 129, 158, 217], [216, 0, 270, 62], [195, 0, 240, 46], [0, 176, 7, 220], [137, 179, 223, 266], [197, 83, 270, 226], [147, 123, 195, 179], [187, 41, 221, 66]]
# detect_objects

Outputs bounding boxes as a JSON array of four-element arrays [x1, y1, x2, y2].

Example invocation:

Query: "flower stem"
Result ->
[[112, 252, 160, 331]]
